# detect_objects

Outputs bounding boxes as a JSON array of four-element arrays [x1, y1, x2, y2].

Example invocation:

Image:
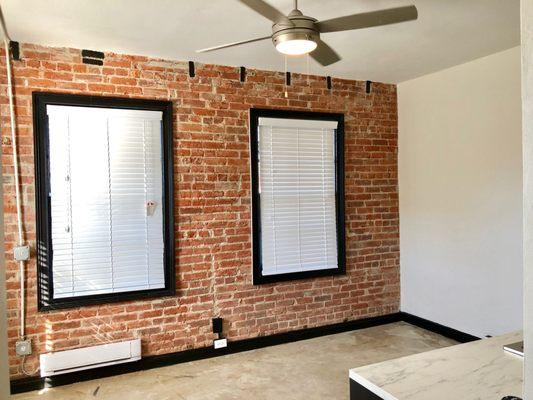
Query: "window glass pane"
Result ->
[[47, 106, 165, 299], [258, 118, 338, 276]]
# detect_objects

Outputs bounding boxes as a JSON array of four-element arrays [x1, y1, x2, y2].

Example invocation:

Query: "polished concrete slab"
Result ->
[[12, 322, 456, 400]]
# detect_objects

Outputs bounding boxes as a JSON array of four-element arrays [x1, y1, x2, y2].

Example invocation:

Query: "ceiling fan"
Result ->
[[196, 0, 418, 66]]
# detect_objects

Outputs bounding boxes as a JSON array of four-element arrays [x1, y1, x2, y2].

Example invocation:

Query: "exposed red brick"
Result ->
[[1, 43, 399, 379]]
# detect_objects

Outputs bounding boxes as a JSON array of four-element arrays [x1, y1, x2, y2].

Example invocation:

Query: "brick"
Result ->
[[1, 42, 399, 380]]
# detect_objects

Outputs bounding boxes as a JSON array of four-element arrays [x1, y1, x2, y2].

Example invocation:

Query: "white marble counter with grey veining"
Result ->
[[349, 332, 523, 400]]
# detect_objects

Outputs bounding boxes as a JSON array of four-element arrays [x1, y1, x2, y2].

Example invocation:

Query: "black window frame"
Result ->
[[250, 108, 346, 285], [34, 92, 175, 311]]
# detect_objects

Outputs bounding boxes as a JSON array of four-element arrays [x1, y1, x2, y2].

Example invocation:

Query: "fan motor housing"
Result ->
[[271, 10, 319, 48]]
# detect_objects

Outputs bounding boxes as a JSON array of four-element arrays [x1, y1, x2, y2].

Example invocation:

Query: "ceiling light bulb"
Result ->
[[275, 39, 317, 56]]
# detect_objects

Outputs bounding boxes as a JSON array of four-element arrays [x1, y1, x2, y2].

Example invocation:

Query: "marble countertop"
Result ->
[[349, 332, 523, 400]]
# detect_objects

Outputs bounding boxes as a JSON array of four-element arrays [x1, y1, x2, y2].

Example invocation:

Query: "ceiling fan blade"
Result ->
[[316, 5, 418, 33], [237, 0, 292, 24], [196, 36, 271, 53], [310, 40, 341, 66]]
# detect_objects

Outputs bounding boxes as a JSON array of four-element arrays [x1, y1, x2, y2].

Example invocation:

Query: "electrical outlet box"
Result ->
[[13, 245, 30, 261], [16, 339, 32, 356], [212, 317, 223, 335], [214, 338, 227, 349]]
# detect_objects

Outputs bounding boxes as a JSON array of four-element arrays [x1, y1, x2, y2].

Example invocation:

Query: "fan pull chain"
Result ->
[[284, 55, 288, 98], [306, 53, 310, 85]]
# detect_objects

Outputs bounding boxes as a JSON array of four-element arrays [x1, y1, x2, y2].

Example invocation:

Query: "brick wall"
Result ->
[[1, 43, 399, 379]]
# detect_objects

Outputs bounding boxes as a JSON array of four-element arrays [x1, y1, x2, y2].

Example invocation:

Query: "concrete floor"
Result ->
[[12, 322, 457, 400]]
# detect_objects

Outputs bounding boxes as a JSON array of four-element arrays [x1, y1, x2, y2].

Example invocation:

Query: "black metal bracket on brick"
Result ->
[[327, 76, 332, 90], [240, 66, 246, 82], [188, 61, 195, 78], [285, 71, 291, 86], [366, 80, 372, 94], [9, 41, 20, 61], [82, 49, 104, 66]]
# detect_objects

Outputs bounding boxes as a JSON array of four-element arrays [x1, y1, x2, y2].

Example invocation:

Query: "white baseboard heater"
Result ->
[[40, 339, 141, 377]]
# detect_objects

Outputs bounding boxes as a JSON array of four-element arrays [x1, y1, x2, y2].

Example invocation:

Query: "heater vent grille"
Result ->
[[39, 339, 141, 377]]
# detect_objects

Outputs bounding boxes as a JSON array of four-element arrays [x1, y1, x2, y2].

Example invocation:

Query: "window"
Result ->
[[250, 109, 345, 284], [34, 93, 174, 310]]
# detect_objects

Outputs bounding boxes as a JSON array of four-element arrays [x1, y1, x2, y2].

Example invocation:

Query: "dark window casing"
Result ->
[[250, 108, 346, 285], [33, 92, 175, 311]]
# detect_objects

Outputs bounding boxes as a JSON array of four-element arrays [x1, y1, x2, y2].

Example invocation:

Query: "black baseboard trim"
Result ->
[[400, 312, 480, 343], [10, 311, 479, 394], [10, 313, 402, 394]]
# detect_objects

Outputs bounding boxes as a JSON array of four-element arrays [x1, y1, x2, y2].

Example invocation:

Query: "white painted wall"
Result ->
[[522, 0, 533, 396], [398, 47, 523, 338]]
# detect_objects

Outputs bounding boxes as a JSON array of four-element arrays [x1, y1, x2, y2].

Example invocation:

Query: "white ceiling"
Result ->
[[1, 0, 520, 83]]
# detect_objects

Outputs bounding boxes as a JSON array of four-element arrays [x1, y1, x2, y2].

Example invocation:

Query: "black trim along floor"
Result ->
[[10, 312, 479, 395]]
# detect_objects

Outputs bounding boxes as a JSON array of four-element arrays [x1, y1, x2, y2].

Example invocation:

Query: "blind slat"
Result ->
[[48, 106, 166, 298], [258, 119, 338, 276]]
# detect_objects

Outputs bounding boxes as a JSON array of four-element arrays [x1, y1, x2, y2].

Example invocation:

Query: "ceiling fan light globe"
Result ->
[[275, 39, 317, 55]]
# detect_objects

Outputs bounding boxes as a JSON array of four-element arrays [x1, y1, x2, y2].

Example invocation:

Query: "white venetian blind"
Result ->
[[47, 105, 165, 298], [258, 117, 339, 276]]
